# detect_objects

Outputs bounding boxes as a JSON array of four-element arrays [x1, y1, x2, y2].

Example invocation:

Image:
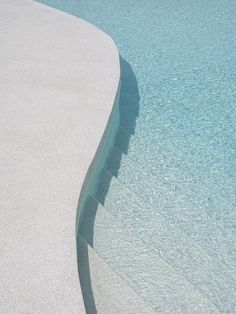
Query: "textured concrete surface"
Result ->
[[0, 0, 120, 313]]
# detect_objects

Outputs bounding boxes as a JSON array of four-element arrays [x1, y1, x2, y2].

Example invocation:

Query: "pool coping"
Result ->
[[0, 0, 120, 312]]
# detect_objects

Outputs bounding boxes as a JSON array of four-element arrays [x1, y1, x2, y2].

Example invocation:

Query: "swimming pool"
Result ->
[[39, 0, 236, 312]]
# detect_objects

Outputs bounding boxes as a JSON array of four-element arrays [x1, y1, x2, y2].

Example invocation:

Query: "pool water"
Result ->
[[39, 0, 236, 312]]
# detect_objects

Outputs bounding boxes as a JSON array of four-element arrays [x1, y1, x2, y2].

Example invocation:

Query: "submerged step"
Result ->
[[95, 169, 236, 313], [115, 125, 235, 233], [115, 125, 235, 225], [78, 234, 154, 314], [107, 146, 236, 272], [79, 197, 219, 313], [119, 102, 235, 198]]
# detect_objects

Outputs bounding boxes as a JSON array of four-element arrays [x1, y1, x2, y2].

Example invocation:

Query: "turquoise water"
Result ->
[[40, 0, 236, 312]]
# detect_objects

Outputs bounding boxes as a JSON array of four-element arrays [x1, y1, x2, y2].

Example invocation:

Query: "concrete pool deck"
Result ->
[[0, 0, 120, 312]]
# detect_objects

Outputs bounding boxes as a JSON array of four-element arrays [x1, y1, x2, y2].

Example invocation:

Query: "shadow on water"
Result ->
[[77, 56, 140, 313]]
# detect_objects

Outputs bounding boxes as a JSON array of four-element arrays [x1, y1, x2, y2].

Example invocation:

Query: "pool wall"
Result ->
[[76, 83, 120, 230]]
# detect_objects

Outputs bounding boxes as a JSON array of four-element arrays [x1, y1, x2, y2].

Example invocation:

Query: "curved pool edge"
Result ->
[[0, 0, 120, 313], [76, 83, 120, 311], [76, 83, 120, 228]]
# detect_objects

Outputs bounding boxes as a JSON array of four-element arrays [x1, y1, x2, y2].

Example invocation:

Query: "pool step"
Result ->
[[116, 122, 235, 211], [79, 197, 219, 314], [107, 144, 236, 271], [119, 103, 236, 184], [95, 168, 236, 313], [115, 124, 236, 234], [78, 234, 154, 314]]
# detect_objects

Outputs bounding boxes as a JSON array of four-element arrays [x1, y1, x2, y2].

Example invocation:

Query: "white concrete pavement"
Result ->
[[0, 1, 120, 312]]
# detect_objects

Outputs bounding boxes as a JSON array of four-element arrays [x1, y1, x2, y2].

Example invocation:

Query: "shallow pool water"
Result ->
[[39, 0, 236, 312]]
